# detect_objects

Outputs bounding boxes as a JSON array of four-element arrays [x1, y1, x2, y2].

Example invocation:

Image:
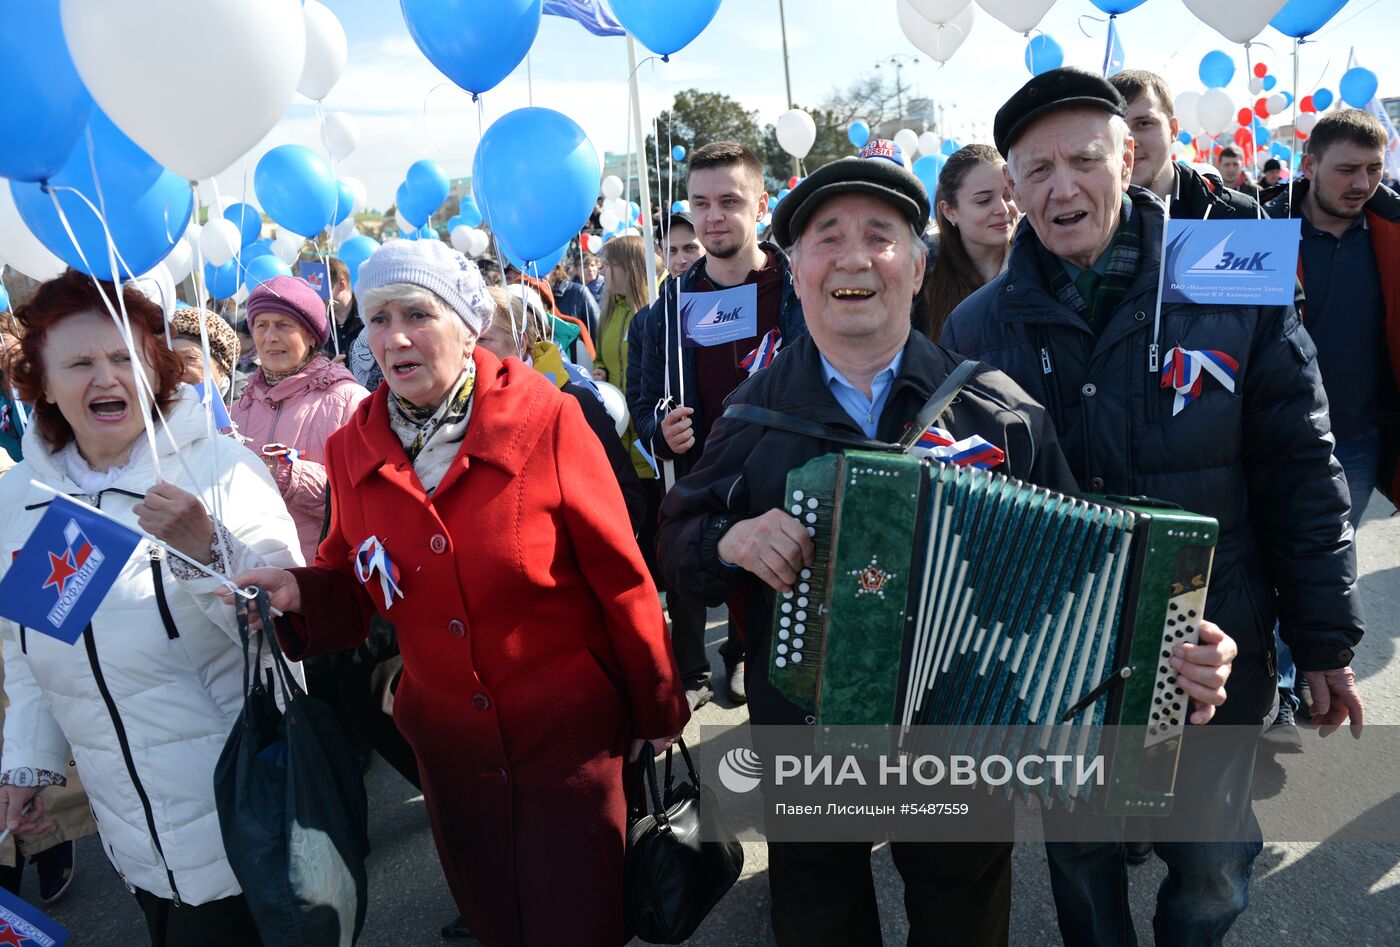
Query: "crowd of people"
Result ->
[[0, 64, 1390, 946]]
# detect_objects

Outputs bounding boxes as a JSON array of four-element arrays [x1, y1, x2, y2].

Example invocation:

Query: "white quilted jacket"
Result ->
[[0, 387, 304, 905]]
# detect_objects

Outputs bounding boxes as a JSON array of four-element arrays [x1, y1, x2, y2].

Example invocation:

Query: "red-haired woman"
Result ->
[[0, 270, 302, 945]]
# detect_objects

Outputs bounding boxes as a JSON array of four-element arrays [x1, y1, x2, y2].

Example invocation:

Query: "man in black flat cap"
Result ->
[[942, 67, 1365, 946], [659, 138, 1238, 945]]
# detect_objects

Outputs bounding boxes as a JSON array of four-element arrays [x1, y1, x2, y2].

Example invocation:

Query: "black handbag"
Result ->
[[214, 589, 370, 946], [625, 739, 744, 944]]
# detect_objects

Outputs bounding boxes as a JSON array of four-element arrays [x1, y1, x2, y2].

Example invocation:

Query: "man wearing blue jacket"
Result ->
[[941, 67, 1365, 946]]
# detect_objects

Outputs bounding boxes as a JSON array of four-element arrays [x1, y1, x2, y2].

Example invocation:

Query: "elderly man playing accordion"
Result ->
[[658, 142, 1237, 946]]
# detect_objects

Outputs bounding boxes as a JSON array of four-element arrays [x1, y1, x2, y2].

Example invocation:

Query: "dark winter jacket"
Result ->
[[1171, 161, 1263, 220], [1264, 179, 1400, 500], [942, 185, 1363, 724], [633, 243, 806, 480], [657, 330, 1078, 726]]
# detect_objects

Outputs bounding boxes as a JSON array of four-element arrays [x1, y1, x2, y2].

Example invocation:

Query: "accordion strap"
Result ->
[[720, 358, 983, 454]]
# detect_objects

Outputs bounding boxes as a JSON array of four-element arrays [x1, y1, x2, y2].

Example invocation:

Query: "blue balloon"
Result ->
[[458, 194, 483, 227], [609, 0, 722, 57], [254, 144, 337, 237], [672, 145, 687, 162], [500, 239, 568, 277], [0, 0, 95, 183], [337, 235, 379, 287], [1340, 67, 1378, 108], [1262, 74, 1277, 91], [848, 120, 871, 148], [1253, 120, 1271, 145], [400, 0, 541, 97], [204, 260, 240, 300], [1280, 91, 1293, 108], [1178, 131, 1194, 144], [671, 200, 685, 212], [1025, 35, 1064, 76], [472, 107, 600, 263], [10, 110, 192, 281], [419, 224, 437, 240], [241, 240, 275, 264], [243, 254, 292, 290], [406, 159, 450, 217], [1270, 0, 1349, 38], [1199, 51, 1235, 89], [912, 155, 946, 195], [395, 182, 421, 227], [332, 179, 356, 227], [0, 282, 9, 313], [778, 188, 791, 201], [1088, 0, 1148, 12], [940, 139, 960, 156], [224, 202, 262, 247], [1313, 87, 1334, 110]]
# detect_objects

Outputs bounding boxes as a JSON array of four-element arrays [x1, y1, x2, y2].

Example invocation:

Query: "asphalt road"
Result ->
[[34, 494, 1400, 945]]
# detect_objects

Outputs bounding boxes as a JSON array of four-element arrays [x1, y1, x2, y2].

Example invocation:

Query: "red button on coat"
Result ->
[[430, 533, 448, 553], [448, 619, 466, 638], [472, 693, 491, 711]]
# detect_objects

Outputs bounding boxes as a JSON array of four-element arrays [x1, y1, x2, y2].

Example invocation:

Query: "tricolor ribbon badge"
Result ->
[[911, 425, 1006, 470], [354, 536, 404, 608], [739, 328, 782, 375], [1159, 347, 1238, 416], [261, 442, 302, 466]]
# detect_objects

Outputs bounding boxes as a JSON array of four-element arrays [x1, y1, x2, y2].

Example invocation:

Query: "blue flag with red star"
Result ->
[[0, 494, 141, 645], [0, 884, 68, 945]]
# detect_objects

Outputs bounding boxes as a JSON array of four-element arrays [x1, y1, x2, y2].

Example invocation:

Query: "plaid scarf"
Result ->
[[1040, 196, 1141, 335]]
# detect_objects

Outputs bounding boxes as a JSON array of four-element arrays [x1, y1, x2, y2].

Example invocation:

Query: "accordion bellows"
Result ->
[[770, 451, 1219, 816]]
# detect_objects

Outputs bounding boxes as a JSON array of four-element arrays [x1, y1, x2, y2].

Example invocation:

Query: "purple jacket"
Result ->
[[232, 356, 368, 562]]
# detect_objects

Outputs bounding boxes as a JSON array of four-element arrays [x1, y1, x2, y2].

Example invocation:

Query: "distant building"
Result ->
[[1384, 97, 1400, 129]]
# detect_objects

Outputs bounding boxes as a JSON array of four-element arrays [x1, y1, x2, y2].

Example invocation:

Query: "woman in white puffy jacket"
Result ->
[[0, 272, 303, 946]]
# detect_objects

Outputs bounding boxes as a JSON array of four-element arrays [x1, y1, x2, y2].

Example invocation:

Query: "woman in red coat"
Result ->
[[231, 239, 689, 947]]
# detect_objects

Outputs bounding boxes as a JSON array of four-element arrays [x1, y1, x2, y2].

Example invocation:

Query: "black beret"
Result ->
[[770, 139, 930, 249], [1262, 158, 1282, 172], [993, 67, 1127, 158]]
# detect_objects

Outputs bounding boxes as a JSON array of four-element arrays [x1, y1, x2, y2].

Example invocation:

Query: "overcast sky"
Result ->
[[206, 0, 1400, 213]]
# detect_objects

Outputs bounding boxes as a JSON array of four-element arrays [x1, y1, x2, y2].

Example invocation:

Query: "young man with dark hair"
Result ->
[[633, 140, 806, 705], [659, 211, 705, 279], [1110, 69, 1261, 220], [323, 256, 362, 360], [1216, 144, 1260, 199], [1264, 107, 1398, 733], [1260, 157, 1282, 187]]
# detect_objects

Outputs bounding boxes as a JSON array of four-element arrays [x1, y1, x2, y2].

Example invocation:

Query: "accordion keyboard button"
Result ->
[[799, 583, 810, 593], [779, 630, 789, 640], [777, 644, 788, 655], [792, 653, 803, 663], [807, 498, 819, 509], [776, 657, 787, 668], [793, 638, 804, 649], [800, 569, 811, 580]]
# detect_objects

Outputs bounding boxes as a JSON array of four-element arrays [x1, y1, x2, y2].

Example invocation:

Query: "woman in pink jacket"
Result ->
[[231, 275, 368, 563]]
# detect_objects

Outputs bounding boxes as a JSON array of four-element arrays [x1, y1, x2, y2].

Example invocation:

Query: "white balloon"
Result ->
[[1181, 0, 1288, 45], [897, 0, 975, 64], [894, 128, 920, 157], [273, 230, 305, 264], [975, 0, 1055, 34], [340, 176, 368, 214], [604, 196, 629, 218], [1267, 92, 1287, 115], [594, 381, 630, 438], [61, 0, 306, 181], [468, 230, 489, 257], [199, 219, 241, 268], [132, 263, 177, 323], [322, 111, 360, 162], [907, 0, 970, 23], [0, 186, 66, 281], [1249, 76, 1264, 95], [1197, 88, 1237, 135], [330, 217, 358, 249], [164, 239, 193, 284], [450, 225, 474, 254], [918, 131, 940, 155], [1174, 91, 1204, 134], [601, 175, 624, 200], [1295, 112, 1318, 134], [775, 108, 817, 160], [299, 0, 347, 101], [599, 208, 623, 232]]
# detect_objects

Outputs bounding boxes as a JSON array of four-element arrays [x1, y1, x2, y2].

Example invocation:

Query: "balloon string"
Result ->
[[1077, 14, 1106, 40], [315, 100, 340, 352], [420, 84, 457, 156], [1288, 37, 1301, 217]]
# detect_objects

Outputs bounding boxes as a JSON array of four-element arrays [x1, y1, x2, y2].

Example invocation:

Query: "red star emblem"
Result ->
[[0, 920, 30, 945], [858, 565, 887, 594], [43, 550, 78, 595]]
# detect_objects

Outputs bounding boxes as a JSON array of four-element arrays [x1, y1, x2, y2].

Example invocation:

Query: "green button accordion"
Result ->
[[770, 451, 1218, 816]]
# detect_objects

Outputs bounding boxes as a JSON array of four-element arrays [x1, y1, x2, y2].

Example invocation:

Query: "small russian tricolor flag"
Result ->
[[1160, 346, 1238, 416], [911, 425, 1006, 470], [739, 328, 782, 375]]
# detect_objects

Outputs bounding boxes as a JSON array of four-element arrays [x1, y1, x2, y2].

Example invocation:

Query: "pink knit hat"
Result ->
[[246, 275, 329, 347]]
